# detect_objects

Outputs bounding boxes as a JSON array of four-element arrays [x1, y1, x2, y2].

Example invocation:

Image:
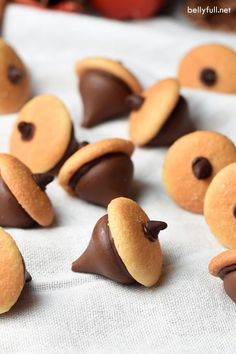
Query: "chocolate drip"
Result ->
[[79, 69, 132, 128], [200, 68, 217, 86], [0, 177, 36, 228], [192, 157, 212, 180], [18, 122, 35, 141], [69, 152, 134, 207], [147, 96, 195, 147], [33, 173, 54, 191], [143, 220, 167, 242], [126, 94, 145, 111], [8, 65, 23, 84], [72, 214, 135, 284]]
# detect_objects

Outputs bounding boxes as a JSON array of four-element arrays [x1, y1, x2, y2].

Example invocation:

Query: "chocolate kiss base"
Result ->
[[147, 96, 195, 147], [48, 127, 79, 176], [80, 69, 132, 128], [0, 176, 36, 228], [223, 271, 236, 304], [72, 214, 135, 284], [69, 152, 134, 207]]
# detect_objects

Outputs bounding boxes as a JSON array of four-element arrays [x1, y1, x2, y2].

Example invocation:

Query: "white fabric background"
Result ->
[[1, 4, 236, 353]]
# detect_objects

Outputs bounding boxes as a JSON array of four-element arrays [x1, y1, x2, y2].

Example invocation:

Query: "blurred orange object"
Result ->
[[90, 0, 167, 20]]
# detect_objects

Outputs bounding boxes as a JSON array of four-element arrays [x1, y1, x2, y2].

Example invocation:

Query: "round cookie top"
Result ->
[[178, 43, 236, 94], [0, 39, 30, 114], [209, 250, 236, 277], [204, 162, 236, 249], [58, 138, 134, 193], [163, 131, 236, 214], [75, 57, 142, 94], [107, 197, 163, 287], [129, 78, 180, 146], [0, 228, 25, 314], [0, 154, 54, 226], [9, 95, 73, 173]]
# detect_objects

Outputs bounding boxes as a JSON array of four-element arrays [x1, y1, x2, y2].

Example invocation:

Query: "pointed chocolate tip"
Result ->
[[126, 94, 145, 111], [143, 220, 167, 242], [33, 173, 54, 191], [17, 121, 35, 141], [192, 157, 212, 180], [25, 270, 32, 283]]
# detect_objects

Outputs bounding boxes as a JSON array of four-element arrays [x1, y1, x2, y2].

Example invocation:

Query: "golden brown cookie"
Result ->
[[0, 228, 31, 314], [0, 39, 30, 114], [128, 78, 195, 147], [204, 162, 236, 249], [163, 131, 236, 214], [209, 250, 236, 304], [58, 138, 134, 207], [72, 197, 167, 287], [0, 153, 54, 227], [75, 56, 142, 127], [178, 43, 236, 94], [9, 95, 78, 174]]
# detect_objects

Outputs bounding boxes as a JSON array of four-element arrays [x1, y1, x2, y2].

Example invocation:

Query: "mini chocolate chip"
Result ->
[[17, 122, 35, 141], [192, 157, 212, 180], [33, 173, 54, 191], [143, 220, 167, 242], [200, 68, 217, 86], [7, 65, 23, 84], [126, 94, 145, 111]]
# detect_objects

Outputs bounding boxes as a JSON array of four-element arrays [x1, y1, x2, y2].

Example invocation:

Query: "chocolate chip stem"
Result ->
[[17, 122, 35, 141], [126, 94, 145, 111], [192, 156, 212, 180], [143, 220, 167, 242], [33, 173, 54, 191]]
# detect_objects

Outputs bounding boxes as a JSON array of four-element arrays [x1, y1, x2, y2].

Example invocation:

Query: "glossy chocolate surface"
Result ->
[[223, 270, 236, 304], [0, 176, 36, 228], [79, 69, 132, 128], [69, 152, 134, 207], [192, 157, 212, 180], [72, 214, 135, 284], [147, 96, 195, 147], [7, 65, 23, 84]]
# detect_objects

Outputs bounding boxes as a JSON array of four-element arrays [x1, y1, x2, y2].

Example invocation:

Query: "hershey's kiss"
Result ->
[[218, 265, 236, 304], [33, 173, 54, 191], [72, 214, 135, 284]]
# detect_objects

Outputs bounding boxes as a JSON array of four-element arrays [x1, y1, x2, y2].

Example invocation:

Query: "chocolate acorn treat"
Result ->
[[72, 197, 167, 287], [128, 78, 195, 147], [209, 250, 236, 304], [75, 57, 142, 127], [0, 39, 30, 114], [9, 95, 79, 175], [0, 228, 31, 314], [178, 43, 236, 94], [204, 162, 236, 249], [163, 131, 236, 214], [0, 154, 54, 228], [58, 138, 134, 207]]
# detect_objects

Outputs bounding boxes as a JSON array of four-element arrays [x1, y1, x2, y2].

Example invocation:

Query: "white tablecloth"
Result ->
[[1, 4, 236, 353]]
